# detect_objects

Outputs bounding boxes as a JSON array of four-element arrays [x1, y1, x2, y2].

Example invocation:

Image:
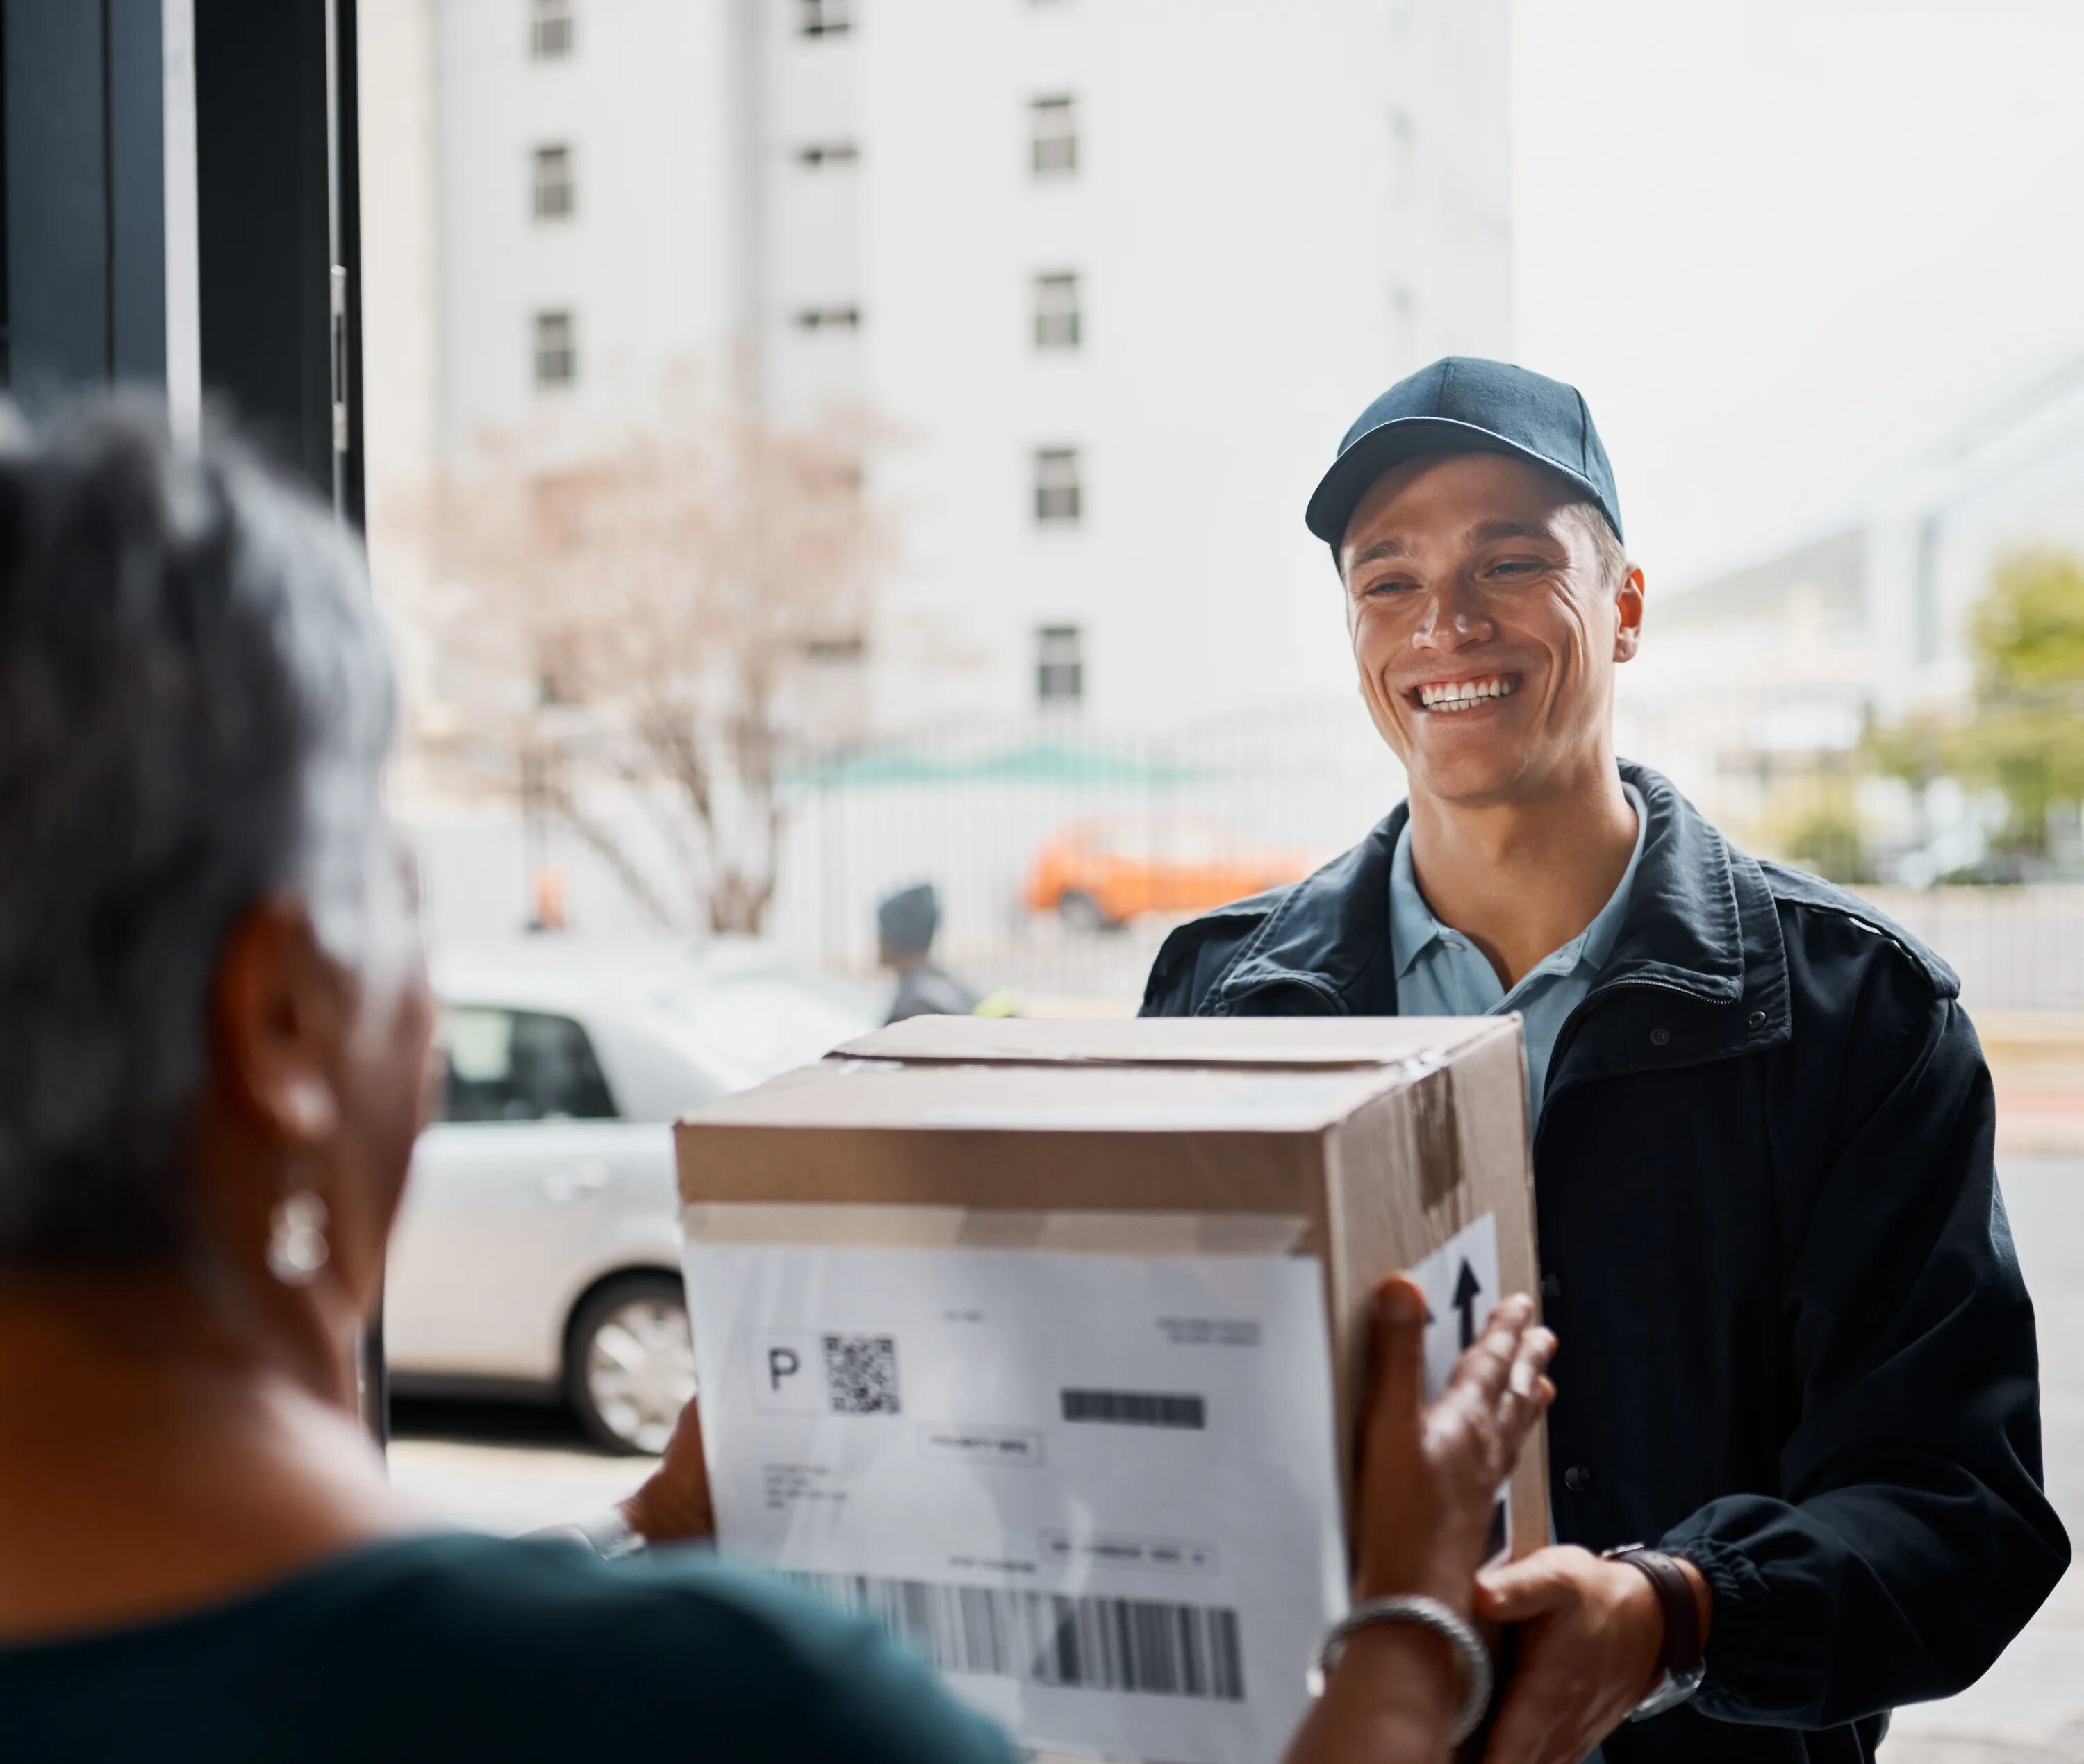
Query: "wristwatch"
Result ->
[[1602, 1545, 1706, 1721]]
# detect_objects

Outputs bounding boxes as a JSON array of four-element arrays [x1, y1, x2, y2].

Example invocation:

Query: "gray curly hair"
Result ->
[[0, 403, 396, 1269]]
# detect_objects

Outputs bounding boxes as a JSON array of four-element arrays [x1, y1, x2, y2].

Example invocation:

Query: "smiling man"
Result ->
[[1142, 359, 2067, 1764]]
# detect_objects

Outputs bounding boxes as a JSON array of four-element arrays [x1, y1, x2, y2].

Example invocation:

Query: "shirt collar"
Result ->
[[1575, 781, 1649, 972], [1387, 782, 1649, 984], [1387, 818, 1445, 979]]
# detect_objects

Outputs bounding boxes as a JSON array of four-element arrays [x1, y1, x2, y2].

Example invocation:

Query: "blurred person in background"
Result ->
[[0, 404, 1555, 1764], [877, 881, 984, 1022], [1143, 358, 2068, 1764]]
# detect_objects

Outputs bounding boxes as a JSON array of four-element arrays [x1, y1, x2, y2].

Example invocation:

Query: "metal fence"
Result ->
[[404, 690, 2084, 1016], [762, 693, 2084, 1014]]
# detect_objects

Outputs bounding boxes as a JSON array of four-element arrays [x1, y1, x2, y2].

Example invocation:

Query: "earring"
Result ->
[[266, 1190, 331, 1286]]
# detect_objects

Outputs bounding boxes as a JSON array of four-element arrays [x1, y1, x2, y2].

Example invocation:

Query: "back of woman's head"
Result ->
[[0, 403, 395, 1271]]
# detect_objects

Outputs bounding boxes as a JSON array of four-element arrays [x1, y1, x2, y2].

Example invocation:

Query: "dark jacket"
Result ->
[[1141, 763, 2067, 1764], [886, 963, 983, 1026]]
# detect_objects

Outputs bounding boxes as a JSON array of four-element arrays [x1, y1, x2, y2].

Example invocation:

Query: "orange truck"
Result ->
[[1024, 817, 1313, 929]]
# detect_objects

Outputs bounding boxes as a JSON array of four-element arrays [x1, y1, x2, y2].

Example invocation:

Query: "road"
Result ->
[[388, 1156, 2084, 1762]]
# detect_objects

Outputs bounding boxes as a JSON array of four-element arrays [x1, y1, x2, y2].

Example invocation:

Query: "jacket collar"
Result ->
[[1211, 762, 1792, 1063]]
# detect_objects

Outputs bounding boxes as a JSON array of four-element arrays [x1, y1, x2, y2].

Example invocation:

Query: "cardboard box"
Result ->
[[675, 1015, 1542, 1764]]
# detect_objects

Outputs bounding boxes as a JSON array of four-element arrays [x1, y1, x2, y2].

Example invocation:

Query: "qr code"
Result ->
[[822, 1333, 900, 1415]]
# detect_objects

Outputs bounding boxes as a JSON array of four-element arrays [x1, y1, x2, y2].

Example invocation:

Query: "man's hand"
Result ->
[[1472, 1545, 1664, 1764], [618, 1394, 715, 1545]]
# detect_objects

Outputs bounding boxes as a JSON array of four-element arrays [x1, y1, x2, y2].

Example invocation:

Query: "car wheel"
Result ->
[[565, 1273, 696, 1456], [1057, 888, 1112, 931]]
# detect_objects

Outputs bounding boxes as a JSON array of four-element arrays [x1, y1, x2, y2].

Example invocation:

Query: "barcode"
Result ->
[[784, 1572, 1246, 1702], [1061, 1388, 1207, 1429]]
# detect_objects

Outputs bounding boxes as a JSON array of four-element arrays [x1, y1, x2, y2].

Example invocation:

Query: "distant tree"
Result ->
[[1973, 548, 2084, 692], [1870, 549, 2084, 859], [1748, 763, 1877, 884], [424, 377, 889, 935]]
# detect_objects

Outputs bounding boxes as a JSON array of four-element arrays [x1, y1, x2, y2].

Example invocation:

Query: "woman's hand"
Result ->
[[1282, 1277, 1555, 1764], [619, 1395, 716, 1545], [1353, 1276, 1556, 1614]]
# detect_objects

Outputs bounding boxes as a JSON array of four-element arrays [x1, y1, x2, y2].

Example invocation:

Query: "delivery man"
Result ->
[[1141, 358, 2067, 1764]]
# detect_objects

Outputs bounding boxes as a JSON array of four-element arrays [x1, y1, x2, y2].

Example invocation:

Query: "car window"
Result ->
[[438, 1006, 619, 1122]]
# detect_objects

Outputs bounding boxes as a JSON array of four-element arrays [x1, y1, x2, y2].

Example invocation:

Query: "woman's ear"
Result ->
[[1614, 563, 1646, 663], [211, 896, 348, 1150]]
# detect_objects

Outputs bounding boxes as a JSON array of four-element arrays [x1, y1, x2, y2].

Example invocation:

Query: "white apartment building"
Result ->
[[362, 0, 1513, 733]]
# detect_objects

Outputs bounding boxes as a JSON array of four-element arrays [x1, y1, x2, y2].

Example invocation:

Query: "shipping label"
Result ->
[[684, 1240, 1347, 1764]]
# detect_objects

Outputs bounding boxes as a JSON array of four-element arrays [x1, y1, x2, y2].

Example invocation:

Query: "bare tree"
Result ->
[[424, 378, 888, 935]]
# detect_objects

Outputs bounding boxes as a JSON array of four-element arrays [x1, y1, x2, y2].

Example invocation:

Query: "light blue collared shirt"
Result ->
[[1389, 783, 1648, 1113]]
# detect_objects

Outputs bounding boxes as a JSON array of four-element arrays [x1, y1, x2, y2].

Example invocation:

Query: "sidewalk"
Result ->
[[1984, 1013, 2084, 1155], [1884, 1570, 2084, 1761]]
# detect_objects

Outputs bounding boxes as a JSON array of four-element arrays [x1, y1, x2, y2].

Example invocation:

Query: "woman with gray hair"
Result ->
[[0, 408, 1553, 1763]]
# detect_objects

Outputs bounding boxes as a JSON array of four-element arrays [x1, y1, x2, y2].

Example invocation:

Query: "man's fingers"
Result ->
[[1476, 1571, 1567, 1624], [1474, 1548, 1580, 1622]]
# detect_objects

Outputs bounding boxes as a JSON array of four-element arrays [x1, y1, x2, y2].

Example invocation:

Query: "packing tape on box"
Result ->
[[681, 1201, 1312, 1257]]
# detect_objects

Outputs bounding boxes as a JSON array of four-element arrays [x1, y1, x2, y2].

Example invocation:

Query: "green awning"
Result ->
[[789, 740, 1207, 788]]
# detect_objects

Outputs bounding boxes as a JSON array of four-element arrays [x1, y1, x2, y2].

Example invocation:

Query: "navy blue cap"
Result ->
[[1305, 357, 1623, 552]]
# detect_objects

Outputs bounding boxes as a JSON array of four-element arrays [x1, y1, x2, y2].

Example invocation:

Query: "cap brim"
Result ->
[[1303, 415, 1612, 551]]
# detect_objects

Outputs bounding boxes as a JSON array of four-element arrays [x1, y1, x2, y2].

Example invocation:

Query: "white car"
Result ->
[[385, 942, 881, 1453]]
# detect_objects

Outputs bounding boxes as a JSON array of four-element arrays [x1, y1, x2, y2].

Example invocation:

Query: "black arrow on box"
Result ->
[[1453, 1259, 1483, 1351]]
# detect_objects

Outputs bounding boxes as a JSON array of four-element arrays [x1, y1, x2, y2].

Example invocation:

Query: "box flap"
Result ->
[[836, 1014, 1514, 1067], [680, 1058, 1404, 1133]]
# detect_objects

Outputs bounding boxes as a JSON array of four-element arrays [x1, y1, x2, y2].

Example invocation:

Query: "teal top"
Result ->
[[1388, 783, 1647, 1110], [0, 1531, 1015, 1764]]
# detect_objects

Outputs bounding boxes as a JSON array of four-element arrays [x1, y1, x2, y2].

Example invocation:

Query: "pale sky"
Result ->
[[1510, 0, 2084, 586]]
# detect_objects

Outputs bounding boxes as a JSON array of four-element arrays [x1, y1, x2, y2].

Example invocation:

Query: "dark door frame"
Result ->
[[1, 0, 363, 526], [1, 0, 377, 1435]]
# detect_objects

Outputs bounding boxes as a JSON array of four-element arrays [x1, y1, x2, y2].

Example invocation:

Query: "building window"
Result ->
[[531, 0, 574, 60], [1033, 272, 1081, 350], [799, 0, 852, 38], [797, 142, 861, 168], [793, 305, 862, 331], [534, 310, 577, 387], [1034, 448, 1081, 525], [532, 145, 574, 219], [1036, 626, 1084, 706], [1031, 96, 1077, 177]]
